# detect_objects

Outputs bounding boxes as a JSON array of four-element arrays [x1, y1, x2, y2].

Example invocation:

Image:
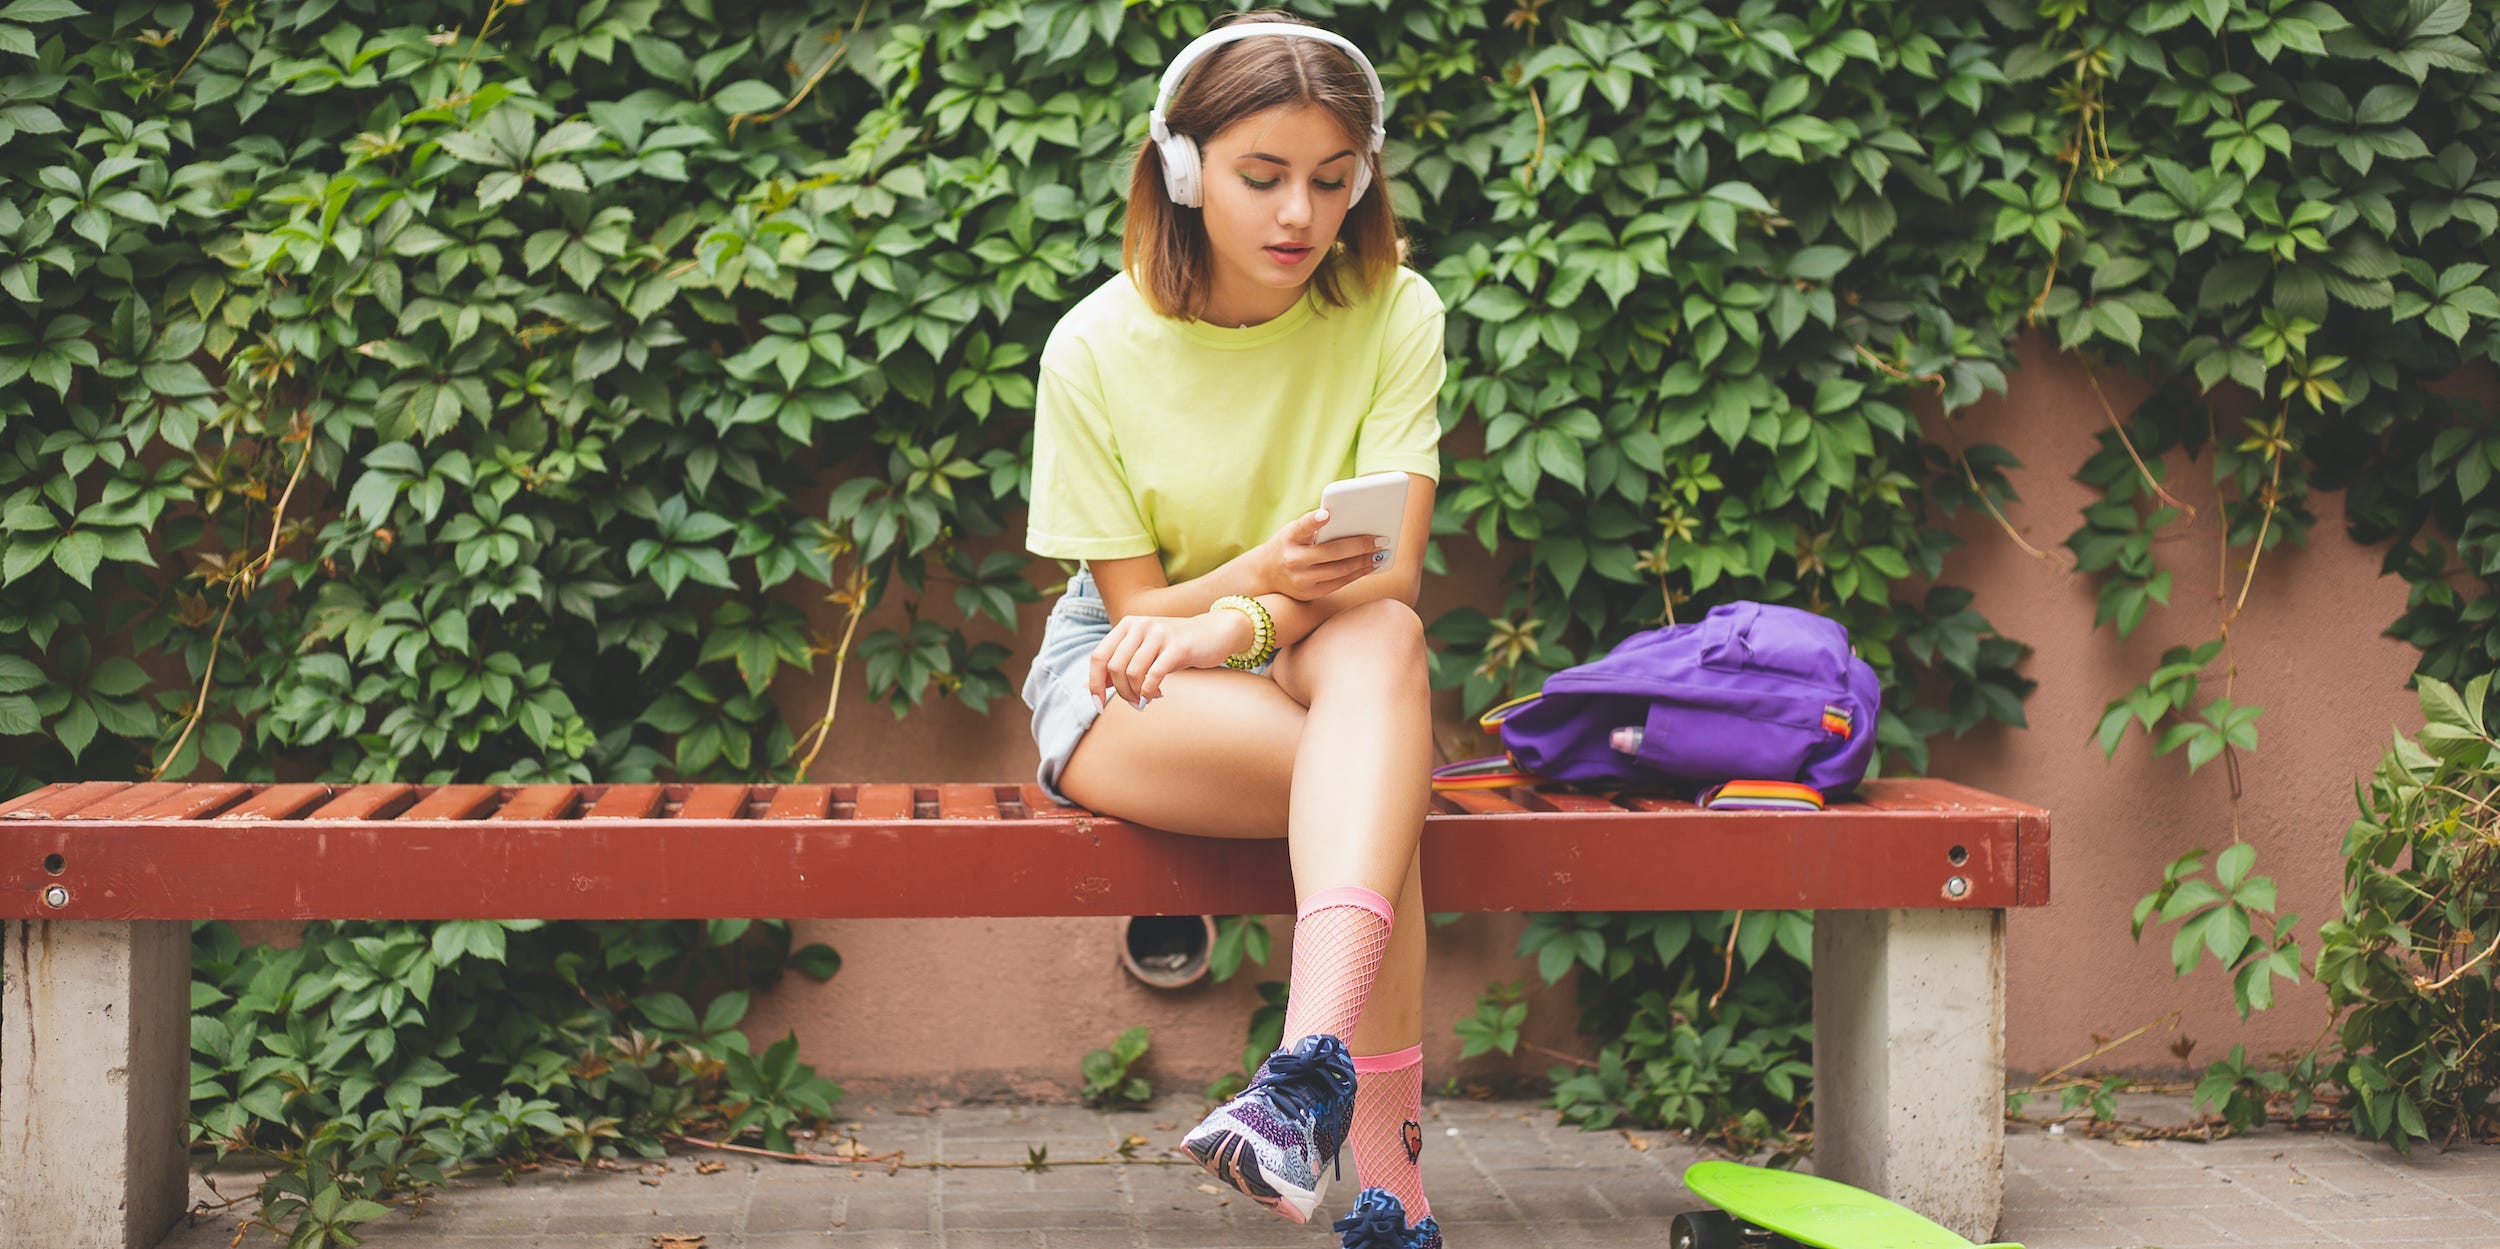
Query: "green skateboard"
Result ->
[[1673, 1161, 2024, 1249]]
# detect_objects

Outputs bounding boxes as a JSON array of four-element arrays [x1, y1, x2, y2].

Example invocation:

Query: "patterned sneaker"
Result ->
[[1180, 1032, 1359, 1223], [1333, 1187, 1444, 1249]]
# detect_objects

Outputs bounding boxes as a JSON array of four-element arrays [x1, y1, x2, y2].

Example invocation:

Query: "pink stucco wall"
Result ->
[[1927, 337, 2424, 1078], [745, 334, 2432, 1096]]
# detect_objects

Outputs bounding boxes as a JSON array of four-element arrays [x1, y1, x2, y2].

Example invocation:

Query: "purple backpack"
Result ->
[[1473, 601, 1880, 797]]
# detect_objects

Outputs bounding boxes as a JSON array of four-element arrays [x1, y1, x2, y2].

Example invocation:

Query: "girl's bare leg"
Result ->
[[1058, 595, 1433, 1052]]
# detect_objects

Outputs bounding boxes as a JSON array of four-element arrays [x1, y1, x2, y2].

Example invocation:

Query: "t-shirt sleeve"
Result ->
[[1354, 273, 1447, 482], [1026, 348, 1157, 563]]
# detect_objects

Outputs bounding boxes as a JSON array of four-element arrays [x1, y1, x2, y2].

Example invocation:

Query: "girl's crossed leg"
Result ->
[[1058, 597, 1436, 1227]]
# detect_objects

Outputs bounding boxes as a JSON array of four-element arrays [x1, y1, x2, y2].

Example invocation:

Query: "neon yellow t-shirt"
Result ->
[[1025, 266, 1446, 584]]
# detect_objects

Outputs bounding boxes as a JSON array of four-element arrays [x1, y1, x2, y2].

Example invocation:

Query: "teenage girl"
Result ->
[[1018, 11, 1445, 1248]]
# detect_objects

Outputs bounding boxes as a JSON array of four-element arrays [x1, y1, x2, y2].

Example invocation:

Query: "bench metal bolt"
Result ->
[[1944, 876, 1969, 899], [41, 885, 67, 909]]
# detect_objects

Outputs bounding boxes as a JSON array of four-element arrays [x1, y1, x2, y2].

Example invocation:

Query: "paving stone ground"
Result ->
[[161, 1094, 2500, 1249]]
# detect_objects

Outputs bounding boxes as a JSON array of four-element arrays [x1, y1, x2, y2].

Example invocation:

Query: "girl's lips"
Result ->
[[1264, 244, 1313, 265]]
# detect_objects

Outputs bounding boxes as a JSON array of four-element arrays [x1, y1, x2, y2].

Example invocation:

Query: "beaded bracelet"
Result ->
[[1210, 595, 1277, 671]]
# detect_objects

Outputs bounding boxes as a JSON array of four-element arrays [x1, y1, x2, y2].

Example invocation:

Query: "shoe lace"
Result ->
[[1250, 1038, 1357, 1178], [1331, 1201, 1409, 1248]]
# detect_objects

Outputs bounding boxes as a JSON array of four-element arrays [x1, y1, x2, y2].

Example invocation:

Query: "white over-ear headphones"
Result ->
[[1147, 23, 1387, 209]]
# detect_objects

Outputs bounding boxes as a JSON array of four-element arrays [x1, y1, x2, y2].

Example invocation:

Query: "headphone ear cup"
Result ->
[[1348, 153, 1372, 207], [1158, 133, 1203, 207]]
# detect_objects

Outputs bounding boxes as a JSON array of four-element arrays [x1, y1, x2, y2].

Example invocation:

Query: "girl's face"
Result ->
[[1196, 102, 1361, 323]]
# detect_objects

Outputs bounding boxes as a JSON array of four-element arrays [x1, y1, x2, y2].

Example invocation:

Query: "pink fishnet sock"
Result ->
[[1351, 1046, 1431, 1223], [1278, 886, 1395, 1046]]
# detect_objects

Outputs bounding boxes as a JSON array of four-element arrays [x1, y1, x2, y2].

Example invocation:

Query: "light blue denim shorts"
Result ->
[[1021, 568, 1274, 805]]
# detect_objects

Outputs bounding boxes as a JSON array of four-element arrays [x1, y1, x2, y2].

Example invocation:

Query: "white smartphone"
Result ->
[[1313, 471, 1412, 571]]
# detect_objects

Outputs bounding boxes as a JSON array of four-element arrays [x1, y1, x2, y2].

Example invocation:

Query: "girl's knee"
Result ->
[[1320, 597, 1426, 667], [1339, 596, 1422, 636]]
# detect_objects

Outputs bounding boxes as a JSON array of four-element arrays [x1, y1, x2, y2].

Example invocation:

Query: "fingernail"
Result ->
[[1315, 509, 1329, 522], [1372, 551, 1386, 564], [1133, 696, 1148, 710], [1373, 537, 1389, 549]]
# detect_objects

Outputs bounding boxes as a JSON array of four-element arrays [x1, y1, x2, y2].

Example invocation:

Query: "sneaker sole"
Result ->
[[1181, 1126, 1322, 1223]]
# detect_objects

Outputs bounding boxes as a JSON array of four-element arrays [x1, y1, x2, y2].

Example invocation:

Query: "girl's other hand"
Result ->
[[1088, 609, 1258, 708], [1262, 508, 1386, 600]]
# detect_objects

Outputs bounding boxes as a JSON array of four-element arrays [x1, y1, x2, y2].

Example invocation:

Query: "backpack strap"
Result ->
[[1442, 693, 1544, 789], [1476, 691, 1543, 733], [1431, 755, 1539, 791]]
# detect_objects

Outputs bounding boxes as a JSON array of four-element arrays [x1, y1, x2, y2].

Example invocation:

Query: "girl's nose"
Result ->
[[1278, 182, 1311, 228]]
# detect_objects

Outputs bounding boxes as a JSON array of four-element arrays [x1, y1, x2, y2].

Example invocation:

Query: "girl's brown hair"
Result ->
[[1121, 11, 1404, 321]]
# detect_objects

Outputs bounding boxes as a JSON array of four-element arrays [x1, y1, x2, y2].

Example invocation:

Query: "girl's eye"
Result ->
[[1241, 175, 1277, 189], [1315, 178, 1347, 192]]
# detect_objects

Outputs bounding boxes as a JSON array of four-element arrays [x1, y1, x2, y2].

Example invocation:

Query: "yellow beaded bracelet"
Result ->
[[1210, 595, 1277, 671]]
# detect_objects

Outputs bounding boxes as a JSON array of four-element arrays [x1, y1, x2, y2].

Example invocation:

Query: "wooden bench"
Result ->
[[0, 777, 2048, 1248]]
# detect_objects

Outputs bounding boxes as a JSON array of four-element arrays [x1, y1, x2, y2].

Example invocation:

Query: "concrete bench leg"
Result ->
[[2, 920, 192, 1249], [1812, 908, 2006, 1241]]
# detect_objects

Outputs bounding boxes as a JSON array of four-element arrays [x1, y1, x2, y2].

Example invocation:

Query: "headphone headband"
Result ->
[[1147, 24, 1387, 154]]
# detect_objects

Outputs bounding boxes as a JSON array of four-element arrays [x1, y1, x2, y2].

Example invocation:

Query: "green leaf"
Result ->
[[1463, 285, 1530, 323], [0, 655, 43, 694], [2214, 843, 2256, 892], [701, 990, 751, 1033], [1786, 246, 1853, 281], [50, 530, 102, 586], [88, 657, 147, 697], [477, 170, 526, 207], [712, 80, 786, 114], [789, 943, 842, 980], [2417, 678, 2474, 732], [2089, 300, 2144, 350], [0, 0, 86, 20], [0, 694, 38, 735], [1, 537, 51, 585], [636, 992, 699, 1033], [2197, 258, 2269, 309], [54, 699, 95, 760]]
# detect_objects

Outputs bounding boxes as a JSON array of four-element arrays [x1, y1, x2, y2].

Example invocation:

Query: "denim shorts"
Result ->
[[1020, 568, 1274, 806]]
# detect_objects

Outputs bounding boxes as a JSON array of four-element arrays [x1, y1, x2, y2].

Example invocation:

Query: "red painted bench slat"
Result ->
[[4, 782, 122, 818], [217, 784, 334, 820], [0, 778, 2047, 920], [134, 784, 252, 820], [310, 784, 415, 820], [765, 785, 833, 819], [1516, 788, 1622, 813], [1016, 785, 1083, 819], [56, 783, 190, 820], [585, 784, 665, 819], [399, 785, 499, 821], [674, 784, 751, 820], [853, 784, 914, 822], [938, 784, 1000, 820], [1441, 789, 1527, 816], [493, 786, 578, 822], [0, 782, 98, 819]]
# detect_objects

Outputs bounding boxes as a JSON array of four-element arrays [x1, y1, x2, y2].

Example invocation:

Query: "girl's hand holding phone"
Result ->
[[1088, 610, 1257, 709], [1261, 507, 1387, 601]]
